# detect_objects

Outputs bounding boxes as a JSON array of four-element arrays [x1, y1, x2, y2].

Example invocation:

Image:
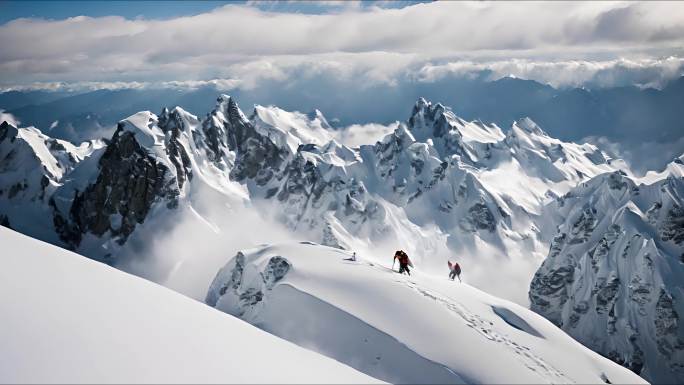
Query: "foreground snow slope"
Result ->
[[207, 242, 646, 384], [0, 227, 381, 384]]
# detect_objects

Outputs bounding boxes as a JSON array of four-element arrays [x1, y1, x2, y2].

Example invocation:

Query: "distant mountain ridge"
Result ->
[[2, 76, 683, 171]]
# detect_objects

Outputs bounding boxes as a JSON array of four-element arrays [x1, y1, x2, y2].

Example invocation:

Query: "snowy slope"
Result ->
[[530, 171, 684, 383], [207, 242, 646, 385], [0, 227, 381, 384]]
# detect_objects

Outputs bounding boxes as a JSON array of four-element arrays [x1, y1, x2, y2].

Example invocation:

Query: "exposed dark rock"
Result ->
[[59, 125, 178, 247], [461, 202, 496, 232], [661, 204, 684, 244], [0, 214, 11, 229], [569, 207, 597, 244]]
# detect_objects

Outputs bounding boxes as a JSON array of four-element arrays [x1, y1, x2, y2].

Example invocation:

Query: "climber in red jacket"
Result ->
[[394, 250, 413, 275], [448, 261, 461, 282]]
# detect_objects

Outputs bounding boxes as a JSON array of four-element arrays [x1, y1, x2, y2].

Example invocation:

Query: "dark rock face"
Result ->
[[0, 121, 14, 142], [594, 275, 620, 314], [654, 289, 684, 366], [569, 207, 597, 244], [230, 129, 288, 185], [200, 96, 245, 165], [277, 152, 325, 204], [56, 126, 178, 248], [0, 214, 11, 229], [262, 256, 291, 288], [158, 109, 193, 189], [200, 96, 290, 186], [661, 204, 684, 244], [273, 146, 382, 242], [460, 202, 496, 232], [529, 262, 575, 326]]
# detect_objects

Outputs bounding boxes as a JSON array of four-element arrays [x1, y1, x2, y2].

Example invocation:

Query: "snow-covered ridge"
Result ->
[[0, 227, 381, 384], [207, 242, 646, 384]]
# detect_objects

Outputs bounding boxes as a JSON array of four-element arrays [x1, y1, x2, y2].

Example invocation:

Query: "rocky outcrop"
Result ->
[[206, 251, 291, 321], [59, 126, 178, 247]]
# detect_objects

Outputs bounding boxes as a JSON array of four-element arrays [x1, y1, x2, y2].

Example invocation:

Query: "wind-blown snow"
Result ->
[[252, 105, 333, 153], [0, 227, 382, 384]]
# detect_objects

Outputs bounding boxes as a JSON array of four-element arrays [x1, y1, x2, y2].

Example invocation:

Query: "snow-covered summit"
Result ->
[[251, 104, 334, 154]]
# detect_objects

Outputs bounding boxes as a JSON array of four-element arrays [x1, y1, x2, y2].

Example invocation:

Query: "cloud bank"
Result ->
[[1, 1, 684, 90]]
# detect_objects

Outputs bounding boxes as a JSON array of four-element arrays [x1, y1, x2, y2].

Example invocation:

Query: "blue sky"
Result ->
[[0, 1, 428, 24], [0, 1, 230, 23]]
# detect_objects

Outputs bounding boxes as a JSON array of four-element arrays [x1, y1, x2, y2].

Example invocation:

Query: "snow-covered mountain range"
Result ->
[[1, 95, 682, 383]]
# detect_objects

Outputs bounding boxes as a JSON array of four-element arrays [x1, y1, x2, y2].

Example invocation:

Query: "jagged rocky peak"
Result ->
[[405, 98, 479, 162], [203, 94, 250, 154], [271, 141, 384, 242], [197, 96, 240, 165], [529, 171, 684, 384], [408, 97, 452, 138], [0, 120, 16, 141], [373, 123, 416, 168], [157, 106, 195, 135], [52, 112, 188, 251]]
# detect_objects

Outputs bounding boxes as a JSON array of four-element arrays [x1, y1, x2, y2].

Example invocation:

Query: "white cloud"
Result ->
[[4, 55, 683, 92], [416, 57, 684, 89], [585, 135, 684, 176], [0, 110, 20, 127], [332, 122, 399, 148], [0, 78, 242, 92], [1, 2, 683, 88]]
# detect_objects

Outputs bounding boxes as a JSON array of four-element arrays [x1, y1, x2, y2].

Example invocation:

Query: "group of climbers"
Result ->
[[342, 249, 462, 281], [392, 250, 461, 281]]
